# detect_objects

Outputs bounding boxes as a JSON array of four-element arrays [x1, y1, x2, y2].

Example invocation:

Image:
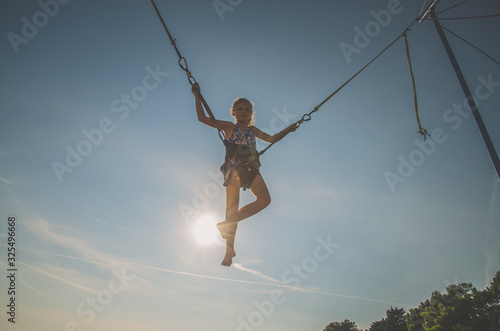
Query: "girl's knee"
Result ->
[[260, 194, 271, 208]]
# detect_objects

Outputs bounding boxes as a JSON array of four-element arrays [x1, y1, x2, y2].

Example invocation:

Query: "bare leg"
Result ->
[[220, 170, 240, 266], [219, 173, 271, 267], [221, 222, 237, 266], [236, 174, 271, 222]]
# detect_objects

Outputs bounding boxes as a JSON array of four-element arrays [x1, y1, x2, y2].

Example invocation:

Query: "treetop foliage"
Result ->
[[323, 270, 500, 331]]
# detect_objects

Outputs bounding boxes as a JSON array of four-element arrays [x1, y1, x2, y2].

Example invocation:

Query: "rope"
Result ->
[[150, 0, 226, 143], [441, 26, 500, 66], [436, 0, 459, 14], [436, 14, 500, 20], [403, 34, 429, 139], [419, 0, 429, 18], [436, 0, 470, 15], [259, 24, 416, 156], [150, 0, 428, 156]]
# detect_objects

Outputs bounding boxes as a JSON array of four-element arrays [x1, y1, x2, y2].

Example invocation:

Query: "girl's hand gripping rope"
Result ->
[[191, 82, 200, 97]]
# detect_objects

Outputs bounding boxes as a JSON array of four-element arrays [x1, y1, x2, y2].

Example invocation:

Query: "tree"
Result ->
[[324, 319, 361, 331], [369, 307, 406, 331], [323, 270, 500, 331], [407, 283, 476, 330], [481, 270, 500, 331], [406, 270, 500, 331], [369, 320, 385, 331]]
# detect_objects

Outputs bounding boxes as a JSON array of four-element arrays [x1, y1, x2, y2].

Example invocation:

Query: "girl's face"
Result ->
[[232, 101, 253, 124]]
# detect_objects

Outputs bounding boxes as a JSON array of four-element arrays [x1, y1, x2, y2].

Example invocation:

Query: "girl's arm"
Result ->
[[252, 123, 298, 144], [192, 83, 214, 127], [192, 83, 232, 131]]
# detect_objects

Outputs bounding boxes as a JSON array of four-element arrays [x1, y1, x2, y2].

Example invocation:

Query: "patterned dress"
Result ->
[[227, 125, 257, 151], [221, 125, 261, 190]]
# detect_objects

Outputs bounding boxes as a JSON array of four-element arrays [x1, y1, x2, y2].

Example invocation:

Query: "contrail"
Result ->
[[17, 245, 413, 307], [142, 264, 285, 287], [12, 246, 281, 288], [85, 214, 110, 225], [279, 285, 413, 308], [233, 263, 284, 284], [232, 263, 412, 308]]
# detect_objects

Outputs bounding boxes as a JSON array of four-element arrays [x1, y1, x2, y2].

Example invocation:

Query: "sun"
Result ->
[[191, 214, 220, 245]]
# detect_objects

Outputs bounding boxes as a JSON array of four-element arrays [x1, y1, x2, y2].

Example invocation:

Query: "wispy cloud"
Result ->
[[0, 260, 42, 294], [0, 175, 16, 186], [24, 217, 131, 272], [22, 217, 233, 294], [18, 238, 279, 294], [85, 214, 110, 225], [85, 214, 135, 233], [117, 225, 134, 233], [19, 261, 97, 293], [20, 247, 105, 265], [27, 218, 93, 255], [156, 242, 170, 248], [23, 216, 413, 308], [20, 220, 300, 293]]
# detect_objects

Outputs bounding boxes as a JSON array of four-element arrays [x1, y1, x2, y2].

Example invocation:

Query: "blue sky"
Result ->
[[1, 0, 500, 330]]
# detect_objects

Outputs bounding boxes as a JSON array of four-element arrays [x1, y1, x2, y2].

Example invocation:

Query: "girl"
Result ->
[[192, 83, 297, 266]]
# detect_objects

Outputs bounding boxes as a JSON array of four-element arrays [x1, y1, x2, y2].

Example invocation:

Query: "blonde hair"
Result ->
[[230, 98, 255, 126]]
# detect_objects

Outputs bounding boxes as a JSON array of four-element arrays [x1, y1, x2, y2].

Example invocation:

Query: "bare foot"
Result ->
[[217, 221, 236, 240], [217, 222, 228, 239], [221, 248, 236, 267]]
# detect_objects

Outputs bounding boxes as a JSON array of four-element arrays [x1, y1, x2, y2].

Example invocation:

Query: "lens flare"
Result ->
[[191, 214, 219, 245]]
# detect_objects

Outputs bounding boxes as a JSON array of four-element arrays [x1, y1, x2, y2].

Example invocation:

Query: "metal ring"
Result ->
[[302, 114, 312, 122], [178, 57, 188, 70], [188, 75, 197, 85]]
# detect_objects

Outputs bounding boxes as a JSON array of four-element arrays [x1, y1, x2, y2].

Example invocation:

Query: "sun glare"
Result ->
[[191, 214, 220, 245]]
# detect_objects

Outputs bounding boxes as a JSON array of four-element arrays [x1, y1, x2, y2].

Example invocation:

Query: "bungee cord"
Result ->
[[150, 0, 226, 144], [259, 22, 427, 156], [149, 0, 496, 156]]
